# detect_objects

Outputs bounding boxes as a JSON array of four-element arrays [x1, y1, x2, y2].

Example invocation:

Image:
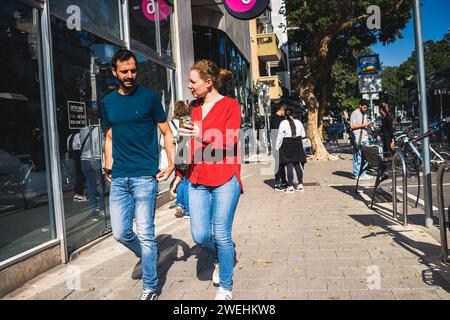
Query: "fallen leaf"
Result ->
[[282, 295, 289, 300], [293, 268, 300, 273], [328, 296, 341, 300], [86, 287, 96, 292]]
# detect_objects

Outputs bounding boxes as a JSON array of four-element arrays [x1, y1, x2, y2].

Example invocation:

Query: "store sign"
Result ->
[[223, 0, 270, 20], [357, 54, 381, 76], [67, 101, 87, 129], [358, 74, 382, 94], [141, 0, 171, 21]]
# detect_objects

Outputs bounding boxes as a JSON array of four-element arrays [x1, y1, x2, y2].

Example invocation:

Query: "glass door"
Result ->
[[51, 16, 121, 253]]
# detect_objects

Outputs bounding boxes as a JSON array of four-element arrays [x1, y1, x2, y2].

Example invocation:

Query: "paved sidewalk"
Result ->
[[4, 156, 450, 300]]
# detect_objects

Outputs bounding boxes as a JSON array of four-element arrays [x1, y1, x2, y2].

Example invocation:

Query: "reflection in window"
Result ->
[[129, 0, 157, 51], [192, 25, 252, 128], [159, 0, 172, 57], [135, 54, 174, 192], [0, 0, 55, 262], [49, 0, 121, 38], [136, 55, 173, 114], [51, 16, 119, 253]]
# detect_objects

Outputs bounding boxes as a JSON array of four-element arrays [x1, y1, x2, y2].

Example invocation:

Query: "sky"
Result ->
[[370, 0, 450, 67]]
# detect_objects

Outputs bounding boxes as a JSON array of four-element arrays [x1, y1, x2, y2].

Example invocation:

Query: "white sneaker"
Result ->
[[214, 287, 232, 300], [359, 175, 373, 180], [284, 186, 295, 193], [212, 262, 220, 287], [296, 184, 304, 192]]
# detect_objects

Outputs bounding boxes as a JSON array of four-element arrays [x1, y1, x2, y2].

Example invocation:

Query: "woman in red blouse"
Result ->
[[179, 60, 242, 300]]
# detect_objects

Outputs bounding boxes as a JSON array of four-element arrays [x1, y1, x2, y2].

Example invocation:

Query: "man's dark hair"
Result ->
[[275, 104, 286, 112], [111, 49, 137, 70], [359, 99, 369, 107]]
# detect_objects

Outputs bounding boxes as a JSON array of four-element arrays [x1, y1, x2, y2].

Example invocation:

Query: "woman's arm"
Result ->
[[276, 121, 287, 150]]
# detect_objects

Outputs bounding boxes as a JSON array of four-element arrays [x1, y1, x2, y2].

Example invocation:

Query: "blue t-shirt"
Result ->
[[102, 85, 167, 178]]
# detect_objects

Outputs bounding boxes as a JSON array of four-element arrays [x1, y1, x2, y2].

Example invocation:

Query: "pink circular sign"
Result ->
[[142, 0, 171, 21], [224, 0, 257, 13]]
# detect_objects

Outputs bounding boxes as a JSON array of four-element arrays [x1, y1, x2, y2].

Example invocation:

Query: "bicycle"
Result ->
[[395, 118, 450, 172]]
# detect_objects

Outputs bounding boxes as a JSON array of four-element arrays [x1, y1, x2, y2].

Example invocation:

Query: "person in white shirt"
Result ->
[[67, 131, 87, 202], [275, 108, 307, 193]]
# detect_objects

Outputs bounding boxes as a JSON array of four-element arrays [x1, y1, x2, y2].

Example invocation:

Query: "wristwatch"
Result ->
[[103, 167, 112, 175]]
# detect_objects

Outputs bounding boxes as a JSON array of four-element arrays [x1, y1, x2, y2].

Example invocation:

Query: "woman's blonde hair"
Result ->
[[190, 59, 232, 90]]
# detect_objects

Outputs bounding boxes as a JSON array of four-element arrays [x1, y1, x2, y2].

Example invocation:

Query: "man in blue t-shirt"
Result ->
[[102, 49, 175, 300]]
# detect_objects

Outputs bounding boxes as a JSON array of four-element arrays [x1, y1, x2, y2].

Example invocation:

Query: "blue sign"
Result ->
[[357, 54, 381, 76]]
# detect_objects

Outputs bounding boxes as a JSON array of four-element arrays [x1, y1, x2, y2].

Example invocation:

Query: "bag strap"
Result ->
[[68, 133, 75, 153], [80, 127, 94, 153]]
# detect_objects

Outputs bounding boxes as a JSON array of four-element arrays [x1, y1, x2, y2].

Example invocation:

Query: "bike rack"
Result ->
[[437, 162, 450, 263], [392, 150, 408, 226]]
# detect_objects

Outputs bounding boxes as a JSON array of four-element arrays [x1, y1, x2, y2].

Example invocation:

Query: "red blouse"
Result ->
[[185, 96, 243, 193]]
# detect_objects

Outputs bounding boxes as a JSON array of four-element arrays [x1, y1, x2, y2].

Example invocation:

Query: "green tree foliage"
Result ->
[[281, 0, 413, 159], [382, 33, 450, 112]]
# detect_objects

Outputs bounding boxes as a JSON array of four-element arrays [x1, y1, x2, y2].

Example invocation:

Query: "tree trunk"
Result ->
[[300, 83, 334, 161], [317, 82, 328, 136]]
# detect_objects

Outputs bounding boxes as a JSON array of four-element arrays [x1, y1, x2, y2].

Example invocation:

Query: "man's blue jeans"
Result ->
[[81, 159, 104, 215], [176, 177, 189, 215], [188, 175, 241, 290], [353, 141, 370, 177], [110, 176, 158, 291]]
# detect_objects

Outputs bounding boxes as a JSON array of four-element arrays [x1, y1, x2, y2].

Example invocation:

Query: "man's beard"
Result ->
[[118, 77, 136, 89]]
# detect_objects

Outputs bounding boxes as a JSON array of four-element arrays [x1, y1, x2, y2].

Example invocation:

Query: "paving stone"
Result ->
[[349, 289, 396, 300], [307, 290, 351, 300]]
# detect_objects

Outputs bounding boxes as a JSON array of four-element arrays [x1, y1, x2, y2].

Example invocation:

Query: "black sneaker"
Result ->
[[139, 289, 158, 300], [274, 185, 287, 192]]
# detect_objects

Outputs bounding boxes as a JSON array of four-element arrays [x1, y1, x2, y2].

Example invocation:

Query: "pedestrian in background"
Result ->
[[275, 107, 307, 193], [379, 102, 395, 157], [270, 104, 288, 191], [67, 130, 87, 202], [350, 99, 372, 180], [179, 59, 243, 300], [79, 113, 105, 221]]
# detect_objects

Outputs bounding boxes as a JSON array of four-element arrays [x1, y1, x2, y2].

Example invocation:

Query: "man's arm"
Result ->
[[156, 121, 175, 182], [104, 128, 112, 182]]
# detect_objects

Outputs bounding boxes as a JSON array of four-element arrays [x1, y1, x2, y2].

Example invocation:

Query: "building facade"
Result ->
[[0, 0, 253, 296]]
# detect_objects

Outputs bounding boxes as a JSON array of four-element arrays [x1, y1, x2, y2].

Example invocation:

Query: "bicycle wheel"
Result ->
[[431, 151, 450, 170]]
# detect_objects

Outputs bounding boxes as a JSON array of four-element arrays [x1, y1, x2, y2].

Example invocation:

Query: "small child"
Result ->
[[169, 100, 191, 218]]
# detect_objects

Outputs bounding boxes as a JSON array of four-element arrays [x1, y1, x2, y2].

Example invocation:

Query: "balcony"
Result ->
[[257, 76, 283, 101], [256, 33, 282, 62]]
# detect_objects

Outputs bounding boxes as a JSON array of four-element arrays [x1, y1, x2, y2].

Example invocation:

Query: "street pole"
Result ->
[[413, 0, 433, 227], [369, 93, 373, 120]]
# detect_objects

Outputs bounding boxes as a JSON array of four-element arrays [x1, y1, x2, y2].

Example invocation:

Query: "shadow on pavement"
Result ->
[[350, 213, 450, 293], [332, 171, 355, 180]]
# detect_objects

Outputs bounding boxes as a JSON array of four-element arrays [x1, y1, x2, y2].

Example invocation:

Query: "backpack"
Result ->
[[169, 120, 189, 175]]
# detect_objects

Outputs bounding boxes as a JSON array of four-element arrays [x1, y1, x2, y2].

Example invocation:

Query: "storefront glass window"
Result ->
[[0, 1, 55, 262], [129, 0, 157, 52], [49, 0, 121, 39], [159, 0, 173, 57], [135, 54, 175, 191], [51, 16, 119, 254]]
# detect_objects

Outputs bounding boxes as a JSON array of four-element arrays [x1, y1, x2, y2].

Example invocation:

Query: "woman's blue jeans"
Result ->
[[188, 175, 241, 290], [109, 176, 158, 291]]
